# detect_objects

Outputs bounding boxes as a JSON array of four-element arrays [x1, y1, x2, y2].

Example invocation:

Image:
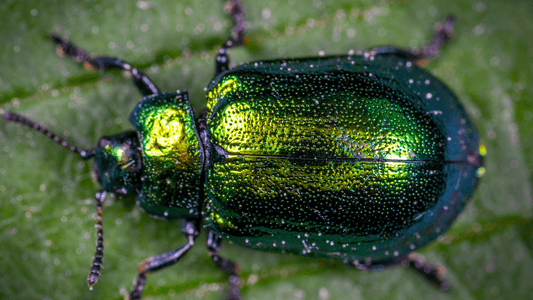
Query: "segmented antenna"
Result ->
[[2, 111, 108, 286], [87, 190, 106, 288], [2, 112, 95, 159]]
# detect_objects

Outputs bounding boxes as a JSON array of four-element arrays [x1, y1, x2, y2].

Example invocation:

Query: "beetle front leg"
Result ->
[[207, 231, 242, 300], [364, 16, 455, 67], [126, 221, 199, 300], [215, 0, 246, 75], [49, 34, 161, 96]]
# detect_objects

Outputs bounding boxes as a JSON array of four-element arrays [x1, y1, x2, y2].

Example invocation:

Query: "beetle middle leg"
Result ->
[[126, 221, 199, 300], [207, 231, 242, 300], [215, 0, 246, 75], [364, 16, 455, 67], [49, 34, 161, 96]]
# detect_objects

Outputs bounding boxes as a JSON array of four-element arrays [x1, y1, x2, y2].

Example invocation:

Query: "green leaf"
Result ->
[[1, 0, 532, 299]]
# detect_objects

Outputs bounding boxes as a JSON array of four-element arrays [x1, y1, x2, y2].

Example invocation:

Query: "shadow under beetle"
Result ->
[[2, 1, 485, 299]]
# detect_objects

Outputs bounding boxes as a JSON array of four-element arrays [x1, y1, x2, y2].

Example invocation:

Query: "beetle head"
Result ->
[[94, 131, 142, 196]]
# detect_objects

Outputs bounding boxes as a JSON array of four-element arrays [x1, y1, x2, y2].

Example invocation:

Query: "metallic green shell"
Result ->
[[129, 92, 203, 219], [203, 55, 482, 264]]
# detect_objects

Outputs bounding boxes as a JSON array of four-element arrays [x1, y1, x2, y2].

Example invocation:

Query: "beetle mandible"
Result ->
[[2, 1, 485, 299]]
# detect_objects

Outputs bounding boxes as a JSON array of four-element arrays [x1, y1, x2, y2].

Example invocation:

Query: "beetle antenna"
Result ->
[[2, 112, 95, 159], [87, 190, 106, 288]]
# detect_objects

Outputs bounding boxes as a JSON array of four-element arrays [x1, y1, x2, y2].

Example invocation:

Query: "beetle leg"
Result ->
[[364, 16, 455, 67], [49, 34, 161, 96], [207, 231, 242, 300], [351, 253, 451, 291], [402, 253, 451, 292], [87, 190, 107, 288], [126, 221, 199, 300], [215, 0, 246, 75]]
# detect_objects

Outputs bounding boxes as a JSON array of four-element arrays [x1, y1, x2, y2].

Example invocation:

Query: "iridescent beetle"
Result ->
[[2, 1, 484, 299]]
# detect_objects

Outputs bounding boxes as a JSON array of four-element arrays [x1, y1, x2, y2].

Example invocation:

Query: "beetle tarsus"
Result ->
[[227, 0, 245, 46], [126, 273, 146, 300], [227, 275, 242, 300], [216, 0, 246, 75], [49, 34, 92, 63], [418, 16, 456, 65], [364, 16, 456, 67], [403, 253, 451, 292]]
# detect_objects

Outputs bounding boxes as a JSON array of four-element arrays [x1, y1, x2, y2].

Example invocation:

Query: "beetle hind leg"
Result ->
[[351, 253, 451, 291], [207, 231, 242, 300], [402, 253, 451, 291], [49, 34, 161, 96], [364, 16, 455, 67]]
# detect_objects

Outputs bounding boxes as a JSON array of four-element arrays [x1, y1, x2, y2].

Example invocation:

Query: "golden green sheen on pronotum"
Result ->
[[129, 93, 203, 219], [203, 55, 483, 264]]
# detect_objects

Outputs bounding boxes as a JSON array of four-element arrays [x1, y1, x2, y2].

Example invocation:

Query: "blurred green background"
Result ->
[[0, 0, 531, 299]]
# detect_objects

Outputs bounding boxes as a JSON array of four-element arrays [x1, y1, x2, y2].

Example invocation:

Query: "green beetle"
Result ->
[[2, 1, 484, 299]]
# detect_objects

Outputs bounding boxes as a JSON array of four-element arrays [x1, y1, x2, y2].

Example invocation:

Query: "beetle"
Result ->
[[1, 1, 485, 299]]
